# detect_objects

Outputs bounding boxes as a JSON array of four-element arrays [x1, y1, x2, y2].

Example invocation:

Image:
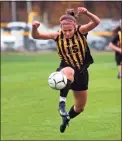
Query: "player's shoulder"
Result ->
[[76, 24, 88, 38], [58, 29, 62, 33], [76, 24, 82, 35], [54, 30, 62, 41], [76, 24, 82, 31]]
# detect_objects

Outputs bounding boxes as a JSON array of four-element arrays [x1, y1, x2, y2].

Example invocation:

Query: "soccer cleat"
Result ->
[[59, 101, 68, 117], [60, 116, 70, 133]]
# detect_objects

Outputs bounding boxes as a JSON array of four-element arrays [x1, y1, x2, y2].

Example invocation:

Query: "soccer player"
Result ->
[[109, 19, 122, 79], [32, 7, 100, 133]]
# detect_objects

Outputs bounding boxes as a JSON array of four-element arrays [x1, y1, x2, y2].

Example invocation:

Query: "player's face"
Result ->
[[62, 24, 75, 39]]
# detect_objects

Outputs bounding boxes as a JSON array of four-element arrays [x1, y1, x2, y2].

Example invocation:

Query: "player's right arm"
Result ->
[[32, 21, 59, 40]]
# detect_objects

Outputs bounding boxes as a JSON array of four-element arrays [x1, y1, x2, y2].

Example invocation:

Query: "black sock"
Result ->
[[60, 79, 71, 98], [68, 106, 81, 119]]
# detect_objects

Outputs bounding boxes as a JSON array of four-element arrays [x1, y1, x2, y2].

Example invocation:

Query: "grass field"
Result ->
[[1, 52, 121, 140]]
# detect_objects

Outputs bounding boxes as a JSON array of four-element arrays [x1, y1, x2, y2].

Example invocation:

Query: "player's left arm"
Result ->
[[77, 7, 100, 34]]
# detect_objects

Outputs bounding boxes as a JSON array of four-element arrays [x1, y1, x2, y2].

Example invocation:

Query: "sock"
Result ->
[[60, 96, 66, 102], [59, 79, 71, 102], [68, 105, 81, 119]]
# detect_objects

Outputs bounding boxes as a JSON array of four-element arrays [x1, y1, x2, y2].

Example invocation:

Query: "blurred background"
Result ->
[[1, 1, 121, 52]]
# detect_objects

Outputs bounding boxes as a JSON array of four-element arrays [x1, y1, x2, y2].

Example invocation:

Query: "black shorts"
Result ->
[[56, 62, 89, 91], [115, 53, 122, 66], [71, 70, 89, 91]]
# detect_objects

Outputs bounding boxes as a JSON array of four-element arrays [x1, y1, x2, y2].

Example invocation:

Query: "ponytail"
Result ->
[[65, 9, 78, 19]]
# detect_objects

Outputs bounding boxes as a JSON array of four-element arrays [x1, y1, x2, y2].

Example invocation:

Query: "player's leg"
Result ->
[[69, 70, 89, 118], [60, 90, 88, 133], [115, 55, 122, 79], [118, 64, 122, 78], [69, 90, 88, 118], [60, 70, 89, 133], [58, 67, 74, 116], [119, 63, 122, 78]]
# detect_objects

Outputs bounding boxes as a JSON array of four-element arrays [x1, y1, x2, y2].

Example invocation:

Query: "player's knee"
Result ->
[[78, 107, 84, 113], [60, 67, 74, 82], [61, 67, 74, 76], [74, 106, 84, 113]]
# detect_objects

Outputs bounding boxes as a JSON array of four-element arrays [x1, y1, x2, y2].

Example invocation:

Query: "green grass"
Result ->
[[1, 52, 121, 140]]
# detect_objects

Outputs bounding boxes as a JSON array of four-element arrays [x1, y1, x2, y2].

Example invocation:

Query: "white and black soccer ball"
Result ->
[[48, 72, 67, 90]]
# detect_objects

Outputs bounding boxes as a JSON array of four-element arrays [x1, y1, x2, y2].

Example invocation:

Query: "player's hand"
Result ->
[[32, 21, 40, 29], [77, 7, 88, 15]]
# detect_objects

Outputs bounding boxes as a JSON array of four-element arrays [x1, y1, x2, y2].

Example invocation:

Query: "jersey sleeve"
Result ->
[[77, 25, 88, 38], [54, 30, 61, 42], [77, 25, 82, 36]]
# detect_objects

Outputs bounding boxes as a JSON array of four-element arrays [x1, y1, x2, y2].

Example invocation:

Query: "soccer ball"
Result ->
[[48, 72, 67, 90]]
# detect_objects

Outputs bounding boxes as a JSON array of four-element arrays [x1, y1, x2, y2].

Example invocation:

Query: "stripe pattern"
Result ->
[[56, 27, 87, 69]]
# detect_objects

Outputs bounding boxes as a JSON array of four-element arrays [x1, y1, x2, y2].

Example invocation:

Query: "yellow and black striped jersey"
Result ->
[[55, 25, 93, 70], [118, 31, 122, 48]]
